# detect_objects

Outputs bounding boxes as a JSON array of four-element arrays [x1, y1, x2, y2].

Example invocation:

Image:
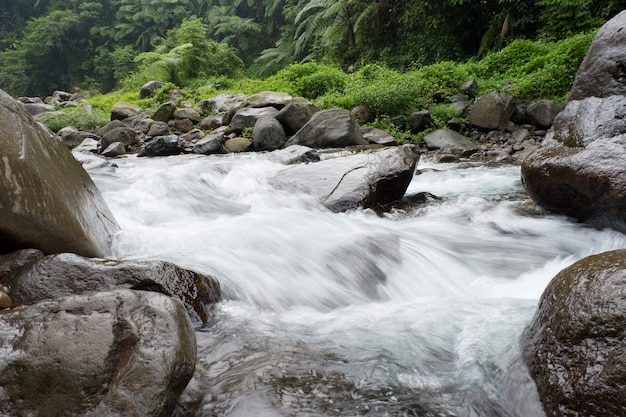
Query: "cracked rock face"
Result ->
[[0, 89, 119, 257], [270, 144, 420, 212]]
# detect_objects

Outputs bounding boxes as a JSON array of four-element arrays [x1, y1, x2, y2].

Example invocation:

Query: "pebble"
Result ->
[[0, 290, 11, 309]]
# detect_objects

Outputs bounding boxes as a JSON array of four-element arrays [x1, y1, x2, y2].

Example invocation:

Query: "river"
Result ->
[[85, 151, 626, 417]]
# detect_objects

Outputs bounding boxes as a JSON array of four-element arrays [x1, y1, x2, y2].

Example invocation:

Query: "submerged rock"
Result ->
[[0, 89, 119, 258], [522, 249, 626, 417], [270, 144, 419, 211]]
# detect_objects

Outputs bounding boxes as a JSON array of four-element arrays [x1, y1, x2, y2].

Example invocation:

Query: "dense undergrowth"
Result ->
[[47, 31, 595, 137]]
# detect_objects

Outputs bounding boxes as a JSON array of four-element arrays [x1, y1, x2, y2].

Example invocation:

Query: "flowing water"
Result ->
[[84, 151, 626, 417]]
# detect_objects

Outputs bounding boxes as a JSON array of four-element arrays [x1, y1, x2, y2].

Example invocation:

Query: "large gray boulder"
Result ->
[[1, 252, 222, 324], [468, 92, 516, 131], [522, 249, 626, 417], [569, 10, 626, 101], [0, 89, 119, 258], [229, 107, 279, 133], [0, 289, 196, 417], [526, 99, 562, 129], [245, 91, 292, 109], [270, 145, 419, 212], [283, 108, 368, 148], [275, 102, 320, 136], [422, 128, 479, 156], [253, 115, 287, 151]]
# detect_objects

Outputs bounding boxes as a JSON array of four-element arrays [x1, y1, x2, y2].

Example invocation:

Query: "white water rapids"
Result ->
[[85, 152, 626, 417]]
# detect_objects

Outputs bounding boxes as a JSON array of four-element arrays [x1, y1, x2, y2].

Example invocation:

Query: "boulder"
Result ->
[[56, 126, 100, 149], [224, 137, 252, 153], [360, 127, 398, 146], [422, 129, 479, 156], [270, 145, 419, 212], [468, 92, 516, 131], [267, 145, 321, 165], [0, 289, 196, 417], [152, 102, 177, 122], [21, 102, 54, 116], [245, 91, 292, 109], [111, 102, 142, 121], [253, 115, 287, 151], [143, 120, 167, 137], [283, 108, 368, 148], [170, 118, 194, 133], [275, 101, 320, 136], [1, 252, 221, 324], [521, 138, 626, 232], [229, 107, 279, 133], [522, 249, 626, 417], [96, 119, 126, 137], [351, 105, 375, 123], [173, 107, 202, 123], [569, 10, 626, 101], [408, 110, 433, 133], [139, 80, 167, 99], [200, 93, 246, 114], [526, 99, 562, 129], [0, 89, 119, 258], [100, 142, 126, 157], [192, 133, 227, 155], [143, 135, 183, 157], [199, 113, 225, 130], [548, 95, 626, 147], [99, 126, 137, 153]]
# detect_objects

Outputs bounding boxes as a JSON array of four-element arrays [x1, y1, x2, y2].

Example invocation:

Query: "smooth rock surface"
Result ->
[[0, 89, 119, 257], [569, 10, 626, 101], [0, 289, 196, 417]]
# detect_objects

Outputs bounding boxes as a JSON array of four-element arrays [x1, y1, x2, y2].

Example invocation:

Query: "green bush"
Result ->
[[43, 106, 109, 132], [259, 62, 349, 99]]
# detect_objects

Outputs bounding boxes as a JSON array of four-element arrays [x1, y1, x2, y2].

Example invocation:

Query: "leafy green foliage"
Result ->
[[43, 105, 109, 133], [257, 62, 349, 98]]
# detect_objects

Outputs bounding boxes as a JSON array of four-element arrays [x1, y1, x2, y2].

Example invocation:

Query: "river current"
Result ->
[[85, 151, 626, 417]]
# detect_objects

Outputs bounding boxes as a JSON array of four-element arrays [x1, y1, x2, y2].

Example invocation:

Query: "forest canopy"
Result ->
[[1, 0, 625, 98]]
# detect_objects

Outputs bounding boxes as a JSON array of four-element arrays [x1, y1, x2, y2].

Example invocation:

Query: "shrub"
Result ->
[[43, 105, 109, 132]]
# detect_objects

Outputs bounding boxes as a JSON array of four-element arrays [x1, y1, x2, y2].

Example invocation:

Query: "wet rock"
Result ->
[[569, 10, 626, 101], [522, 249, 626, 417], [0, 289, 196, 417], [253, 115, 287, 151], [267, 145, 320, 165], [275, 102, 320, 136], [422, 129, 479, 156], [192, 133, 227, 155], [0, 89, 119, 258], [0, 290, 10, 308], [1, 252, 221, 323], [143, 135, 183, 157], [548, 95, 626, 147], [270, 144, 419, 212], [521, 139, 626, 232], [139, 80, 167, 99], [284, 108, 368, 149], [101, 142, 126, 157], [469, 92, 516, 131]]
